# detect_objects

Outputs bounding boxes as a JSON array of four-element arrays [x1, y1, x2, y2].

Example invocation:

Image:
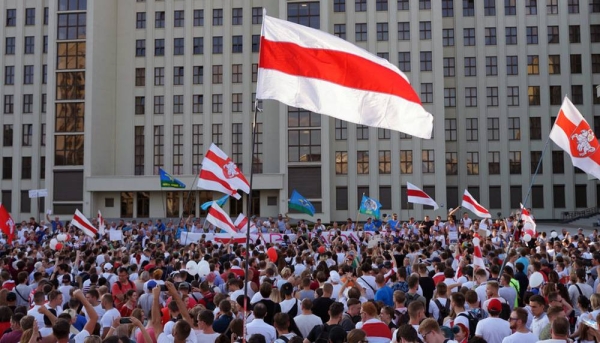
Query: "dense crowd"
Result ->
[[0, 210, 599, 343]]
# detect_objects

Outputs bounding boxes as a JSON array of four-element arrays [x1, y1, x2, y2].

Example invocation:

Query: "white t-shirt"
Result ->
[[100, 308, 121, 335], [74, 329, 91, 343], [196, 332, 220, 343], [475, 317, 512, 343], [501, 332, 538, 343]]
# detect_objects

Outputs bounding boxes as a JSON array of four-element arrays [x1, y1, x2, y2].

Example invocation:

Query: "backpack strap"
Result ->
[[574, 284, 583, 297], [359, 277, 376, 293], [277, 336, 290, 343]]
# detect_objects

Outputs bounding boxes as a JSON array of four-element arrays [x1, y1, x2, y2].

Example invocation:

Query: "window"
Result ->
[[503, 27, 516, 46], [442, 0, 454, 16], [213, 9, 223, 26], [419, 0, 431, 10], [336, 187, 348, 210], [252, 35, 260, 52], [547, 0, 558, 14], [355, 0, 367, 11], [334, 24, 346, 39], [171, 67, 184, 86], [356, 23, 367, 42], [231, 35, 243, 53], [530, 117, 542, 140], [22, 124, 32, 147], [507, 56, 518, 75], [22, 95, 33, 113], [568, 0, 579, 13], [422, 150, 434, 173], [526, 26, 538, 44], [357, 151, 369, 174], [485, 28, 497, 45], [548, 26, 559, 44], [446, 152, 457, 175], [526, 0, 537, 15], [189, 124, 203, 174], [531, 151, 543, 174], [421, 83, 433, 103], [592, 0, 600, 12], [464, 28, 475, 46], [465, 87, 477, 107], [486, 56, 498, 76], [136, 39, 145, 56], [505, 0, 516, 15], [466, 118, 478, 141], [136, 12, 146, 28], [443, 29, 454, 46], [552, 151, 564, 173], [593, 55, 600, 74], [335, 120, 347, 140], [398, 52, 411, 72], [4, 38, 16, 57], [212, 94, 223, 113], [378, 128, 390, 139], [527, 55, 539, 75], [154, 39, 164, 56], [232, 93, 242, 112], [3, 125, 12, 147], [41, 94, 46, 113], [400, 150, 412, 174], [570, 25, 581, 43], [25, 8, 35, 26], [2, 157, 12, 179], [553, 185, 565, 208], [4, 95, 13, 114], [419, 21, 431, 40], [356, 125, 369, 140], [42, 35, 46, 53], [153, 126, 164, 174], [135, 68, 145, 86], [194, 9, 204, 26], [55, 135, 84, 165], [550, 85, 562, 105], [173, 95, 183, 114], [509, 151, 521, 174], [44, 7, 49, 25], [193, 94, 203, 113], [463, 0, 475, 16], [375, 23, 388, 41], [443, 57, 455, 77], [153, 96, 164, 114], [173, 38, 184, 55], [252, 64, 258, 82], [375, 0, 388, 10], [398, 22, 410, 41], [592, 25, 600, 42], [572, 85, 583, 105], [232, 8, 242, 25], [154, 67, 164, 86], [4, 66, 13, 85], [57, 42, 86, 70], [571, 54, 582, 74], [212, 65, 223, 84], [213, 36, 223, 54], [465, 57, 476, 76], [334, 0, 346, 12], [508, 117, 520, 140], [548, 55, 561, 74], [135, 97, 144, 114], [420, 51, 432, 71], [193, 37, 203, 55], [487, 87, 499, 107], [467, 152, 479, 175], [250, 7, 263, 25], [528, 86, 540, 105], [155, 11, 165, 28], [484, 0, 496, 15], [6, 9, 16, 26], [24, 37, 34, 54], [488, 118, 500, 141], [488, 151, 500, 174], [287, 107, 321, 162], [444, 88, 456, 107], [230, 64, 243, 84], [193, 66, 203, 85]]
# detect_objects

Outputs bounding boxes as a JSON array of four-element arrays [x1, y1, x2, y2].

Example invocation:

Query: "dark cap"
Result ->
[[281, 282, 294, 296]]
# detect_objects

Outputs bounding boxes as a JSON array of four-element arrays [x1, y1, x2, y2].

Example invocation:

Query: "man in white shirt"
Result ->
[[482, 281, 508, 315], [536, 317, 571, 343], [196, 310, 221, 343], [100, 294, 120, 339], [246, 302, 276, 343], [502, 308, 538, 343], [529, 295, 549, 339], [294, 299, 323, 338], [475, 299, 512, 343], [27, 291, 46, 328]]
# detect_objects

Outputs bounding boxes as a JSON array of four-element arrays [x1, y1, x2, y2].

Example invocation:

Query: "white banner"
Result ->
[[179, 230, 383, 246], [109, 229, 123, 241], [29, 189, 48, 198]]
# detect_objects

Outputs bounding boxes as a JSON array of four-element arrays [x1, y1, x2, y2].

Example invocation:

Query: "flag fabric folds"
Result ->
[[406, 182, 439, 210], [200, 194, 230, 211], [256, 15, 434, 139], [461, 190, 491, 218], [198, 143, 250, 200], [233, 214, 248, 231], [0, 204, 14, 244], [159, 168, 186, 189], [520, 203, 537, 236], [72, 209, 98, 238], [549, 96, 600, 180], [473, 243, 486, 270], [205, 203, 238, 235], [98, 210, 106, 235], [288, 190, 316, 216], [359, 195, 382, 219]]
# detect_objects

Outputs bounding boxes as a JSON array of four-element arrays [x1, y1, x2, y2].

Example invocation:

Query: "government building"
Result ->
[[1, 0, 599, 222]]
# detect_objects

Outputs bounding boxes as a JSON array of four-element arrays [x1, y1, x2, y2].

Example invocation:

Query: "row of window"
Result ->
[[135, 35, 260, 57], [5, 8, 48, 27], [136, 7, 263, 29], [1, 156, 45, 181], [134, 65, 257, 87], [3, 94, 47, 115], [4, 36, 49, 55], [0, 188, 47, 214], [2, 124, 45, 148], [333, 0, 596, 16], [134, 94, 248, 115]]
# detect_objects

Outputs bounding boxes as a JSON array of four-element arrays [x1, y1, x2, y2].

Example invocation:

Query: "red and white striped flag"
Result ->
[[233, 214, 247, 231], [406, 182, 439, 209], [72, 209, 97, 238], [206, 203, 237, 235], [520, 203, 536, 236], [98, 210, 106, 235], [550, 96, 600, 180], [256, 15, 433, 139], [198, 144, 249, 200], [461, 190, 491, 218], [473, 244, 486, 270]]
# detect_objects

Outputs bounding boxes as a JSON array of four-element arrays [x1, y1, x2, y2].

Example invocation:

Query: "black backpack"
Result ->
[[434, 299, 451, 325], [457, 312, 479, 339], [394, 309, 409, 326], [314, 324, 340, 343], [405, 292, 420, 307], [499, 302, 511, 321]]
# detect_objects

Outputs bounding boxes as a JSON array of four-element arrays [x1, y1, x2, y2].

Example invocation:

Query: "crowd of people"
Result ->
[[0, 209, 600, 343]]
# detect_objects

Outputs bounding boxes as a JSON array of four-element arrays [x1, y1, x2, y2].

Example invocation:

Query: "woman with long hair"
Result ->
[[118, 289, 138, 317], [380, 306, 398, 330]]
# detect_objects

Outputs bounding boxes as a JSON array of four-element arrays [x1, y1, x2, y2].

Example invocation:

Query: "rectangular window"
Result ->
[[398, 22, 410, 41], [526, 0, 538, 14], [231, 8, 243, 25], [136, 12, 146, 28], [193, 66, 203, 84], [527, 55, 539, 75], [572, 85, 583, 105], [550, 85, 562, 105], [531, 151, 543, 175], [484, 0, 496, 15], [421, 83, 433, 103], [21, 157, 31, 179], [23, 65, 34, 85], [232, 93, 243, 113], [154, 39, 164, 56], [356, 23, 367, 42], [398, 52, 411, 72], [5, 37, 15, 55], [173, 66, 184, 86], [155, 11, 165, 28], [172, 125, 183, 174], [570, 25, 581, 43], [252, 35, 260, 52], [232, 35, 243, 53], [173, 38, 184, 55], [400, 150, 413, 174], [486, 56, 498, 76], [25, 8, 35, 25], [420, 51, 432, 71], [420, 0, 431, 10], [445, 119, 457, 141], [463, 0, 475, 16], [547, 0, 558, 14], [488, 151, 500, 174], [212, 94, 223, 113], [489, 186, 502, 208], [6, 9, 16, 26], [22, 94, 33, 113], [212, 65, 223, 84], [376, 23, 389, 41], [464, 28, 475, 46], [465, 87, 477, 107], [44, 7, 48, 25], [212, 124, 223, 147], [443, 57, 455, 77], [465, 118, 478, 141], [193, 95, 203, 113], [505, 27, 517, 45], [444, 88, 456, 107], [568, 0, 579, 13], [378, 128, 390, 139], [153, 96, 164, 114], [41, 94, 46, 113], [153, 126, 164, 174], [336, 187, 348, 210], [135, 68, 145, 86], [2, 125, 12, 147], [530, 117, 542, 140], [154, 67, 164, 86], [232, 64, 243, 84], [376, 0, 388, 11], [446, 152, 457, 175], [548, 55, 561, 74], [136, 39, 145, 56], [213, 36, 223, 54], [3, 95, 13, 114], [548, 26, 559, 43], [593, 55, 600, 73], [24, 36, 35, 54], [334, 24, 346, 39], [213, 9, 223, 26], [527, 26, 538, 44], [57, 42, 86, 70], [442, 0, 454, 16], [193, 37, 203, 55], [335, 120, 347, 140], [357, 125, 369, 140], [192, 124, 203, 174], [508, 117, 520, 140], [507, 86, 519, 106], [552, 151, 564, 173], [135, 96, 144, 115], [419, 21, 431, 40], [529, 86, 540, 105], [4, 66, 13, 85], [467, 152, 479, 175], [2, 157, 11, 179], [252, 7, 262, 24], [442, 29, 454, 46], [355, 0, 367, 12], [194, 10, 204, 26], [334, 0, 346, 12], [487, 87, 499, 107], [173, 95, 183, 114], [571, 54, 582, 73], [553, 185, 565, 208], [357, 151, 369, 174], [488, 118, 500, 141], [231, 123, 243, 169], [575, 185, 587, 208], [485, 28, 497, 45], [422, 150, 434, 173]]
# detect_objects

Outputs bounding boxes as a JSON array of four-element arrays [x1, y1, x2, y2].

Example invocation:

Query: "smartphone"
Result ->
[[119, 318, 132, 324], [160, 285, 168, 291]]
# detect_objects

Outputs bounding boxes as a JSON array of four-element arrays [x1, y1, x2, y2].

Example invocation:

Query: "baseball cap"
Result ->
[[103, 263, 113, 271], [488, 298, 502, 313], [281, 282, 294, 296], [146, 280, 157, 291], [329, 271, 341, 284], [178, 282, 190, 290]]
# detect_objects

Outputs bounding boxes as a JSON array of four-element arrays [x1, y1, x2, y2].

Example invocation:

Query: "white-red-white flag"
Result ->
[[461, 190, 491, 218], [198, 143, 250, 200], [520, 203, 536, 236], [98, 210, 106, 235], [406, 182, 439, 210], [256, 15, 433, 139], [549, 96, 600, 180], [0, 203, 15, 244], [233, 214, 247, 232], [473, 244, 486, 270], [206, 203, 238, 235], [72, 209, 97, 238]]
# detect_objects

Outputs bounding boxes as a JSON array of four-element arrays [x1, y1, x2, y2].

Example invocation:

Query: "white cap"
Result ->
[[103, 263, 113, 270]]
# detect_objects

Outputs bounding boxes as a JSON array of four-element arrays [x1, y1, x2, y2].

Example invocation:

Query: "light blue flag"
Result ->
[[359, 195, 382, 219], [288, 190, 315, 216], [200, 194, 230, 210]]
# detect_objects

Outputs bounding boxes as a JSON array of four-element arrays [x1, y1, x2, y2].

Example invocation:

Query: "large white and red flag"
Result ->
[[406, 182, 439, 210], [206, 203, 238, 235], [461, 190, 491, 218], [549, 96, 600, 180], [256, 15, 434, 139], [72, 209, 97, 238], [520, 203, 536, 236], [0, 204, 15, 244], [98, 210, 106, 235], [473, 243, 486, 270], [233, 214, 248, 232], [198, 144, 250, 200]]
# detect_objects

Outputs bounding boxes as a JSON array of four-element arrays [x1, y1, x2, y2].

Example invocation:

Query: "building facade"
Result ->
[[0, 0, 599, 222]]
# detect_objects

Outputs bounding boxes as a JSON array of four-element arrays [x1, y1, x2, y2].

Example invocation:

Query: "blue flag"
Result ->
[[200, 194, 230, 211], [159, 168, 186, 188], [288, 190, 315, 216], [359, 195, 382, 219]]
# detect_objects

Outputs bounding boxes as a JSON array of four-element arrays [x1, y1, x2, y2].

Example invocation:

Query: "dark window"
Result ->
[[21, 157, 32, 180], [531, 151, 543, 175], [552, 151, 564, 173], [155, 11, 165, 28], [489, 186, 501, 209], [575, 185, 587, 208], [530, 117, 542, 140], [510, 186, 521, 209], [57, 13, 86, 40], [136, 12, 146, 29], [553, 185, 565, 208], [194, 10, 204, 26], [173, 38, 184, 55], [6, 9, 16, 26], [336, 187, 348, 210], [287, 2, 320, 29], [442, 0, 454, 16], [334, 0, 346, 12], [2, 157, 11, 179]]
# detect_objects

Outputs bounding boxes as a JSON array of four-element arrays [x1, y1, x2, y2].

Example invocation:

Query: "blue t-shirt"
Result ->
[[516, 256, 529, 272], [387, 220, 399, 230], [374, 285, 394, 307], [364, 222, 376, 232]]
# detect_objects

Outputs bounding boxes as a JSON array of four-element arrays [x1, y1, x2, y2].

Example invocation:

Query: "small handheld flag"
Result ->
[[159, 168, 186, 189], [288, 190, 315, 216], [200, 194, 230, 211], [359, 195, 382, 219]]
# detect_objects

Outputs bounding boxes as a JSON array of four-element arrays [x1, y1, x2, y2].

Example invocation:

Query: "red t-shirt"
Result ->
[[111, 280, 136, 308]]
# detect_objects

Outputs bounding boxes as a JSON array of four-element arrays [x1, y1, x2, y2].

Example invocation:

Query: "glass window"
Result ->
[[57, 13, 87, 40]]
